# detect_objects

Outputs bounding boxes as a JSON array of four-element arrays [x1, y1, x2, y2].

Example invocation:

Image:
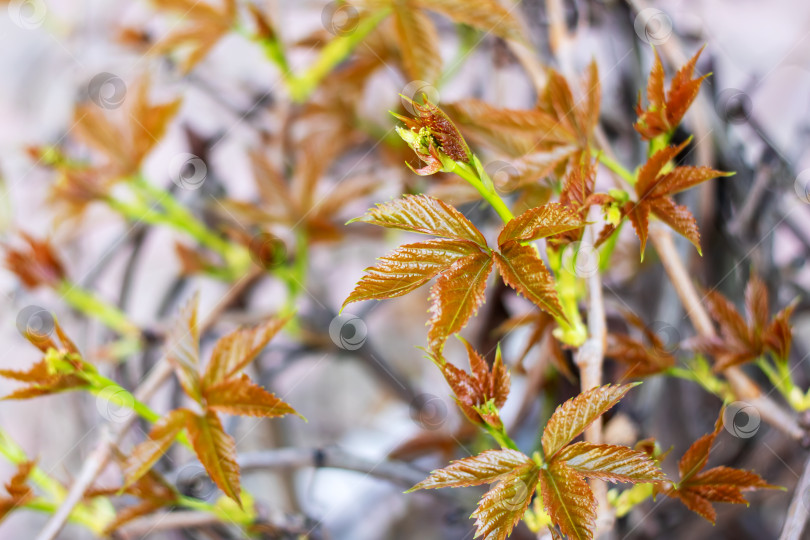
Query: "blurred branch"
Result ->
[[35, 268, 264, 540], [780, 452, 810, 540], [649, 224, 804, 440]]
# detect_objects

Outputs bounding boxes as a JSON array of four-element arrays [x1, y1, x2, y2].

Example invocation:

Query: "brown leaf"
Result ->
[[606, 333, 674, 379], [393, 1, 442, 82], [349, 194, 486, 245], [441, 338, 510, 426], [0, 460, 35, 523], [201, 316, 289, 390], [634, 47, 708, 139], [186, 410, 241, 505], [152, 0, 236, 73], [166, 295, 202, 404], [421, 0, 525, 42], [427, 251, 493, 353], [627, 141, 729, 256], [539, 461, 596, 540], [555, 442, 666, 483], [495, 241, 565, 322], [342, 239, 481, 308], [123, 408, 192, 487], [204, 374, 299, 419], [541, 384, 636, 460], [471, 464, 541, 540], [498, 203, 584, 245], [3, 233, 66, 289], [407, 448, 532, 491], [677, 413, 723, 483]]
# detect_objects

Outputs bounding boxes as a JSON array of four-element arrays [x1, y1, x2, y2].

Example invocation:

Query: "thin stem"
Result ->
[[56, 281, 141, 338], [451, 160, 514, 223], [597, 152, 636, 185], [286, 9, 390, 102]]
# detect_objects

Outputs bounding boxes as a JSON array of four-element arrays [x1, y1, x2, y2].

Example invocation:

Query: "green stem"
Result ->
[[484, 423, 520, 451], [597, 152, 636, 185], [84, 373, 192, 448], [286, 8, 390, 102], [451, 160, 514, 223], [56, 281, 141, 338]]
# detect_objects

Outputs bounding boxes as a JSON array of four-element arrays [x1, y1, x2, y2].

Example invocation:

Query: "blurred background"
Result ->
[[0, 0, 809, 538]]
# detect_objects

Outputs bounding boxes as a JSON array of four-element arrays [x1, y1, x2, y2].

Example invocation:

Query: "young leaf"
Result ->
[[123, 408, 192, 487], [541, 384, 636, 460], [3, 233, 66, 289], [428, 251, 493, 353], [539, 461, 596, 540], [422, 0, 525, 42], [494, 241, 565, 322], [471, 464, 541, 540], [635, 47, 708, 139], [204, 374, 299, 418], [624, 141, 730, 256], [666, 409, 779, 523], [166, 295, 202, 404], [0, 461, 35, 523], [186, 411, 241, 505], [440, 338, 510, 427], [342, 239, 481, 306], [348, 194, 486, 246], [556, 442, 666, 483], [408, 448, 533, 491], [692, 275, 795, 370], [497, 203, 583, 245], [152, 0, 237, 73], [201, 316, 289, 390], [393, 1, 441, 83], [606, 311, 677, 378]]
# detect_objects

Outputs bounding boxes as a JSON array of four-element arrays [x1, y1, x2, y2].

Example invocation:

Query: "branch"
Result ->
[[35, 269, 263, 540], [649, 225, 804, 440], [573, 210, 614, 534], [780, 453, 810, 540]]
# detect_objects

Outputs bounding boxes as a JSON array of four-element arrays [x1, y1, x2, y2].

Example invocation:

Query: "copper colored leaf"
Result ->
[[342, 239, 480, 308], [765, 303, 795, 361], [201, 316, 290, 390], [408, 449, 532, 491], [494, 241, 565, 321], [606, 334, 674, 378], [555, 442, 666, 483], [649, 197, 701, 254], [471, 464, 541, 540], [678, 412, 723, 483], [393, 1, 442, 83], [186, 410, 241, 504], [422, 0, 524, 41], [672, 488, 717, 523], [123, 408, 192, 487], [442, 338, 511, 425], [634, 47, 708, 139], [688, 466, 774, 489], [0, 460, 35, 522], [350, 194, 486, 245], [204, 374, 299, 419], [624, 202, 651, 256], [166, 296, 202, 404], [539, 461, 596, 540], [3, 233, 66, 289], [427, 251, 493, 353], [498, 203, 583, 245], [744, 275, 770, 334], [542, 384, 636, 460]]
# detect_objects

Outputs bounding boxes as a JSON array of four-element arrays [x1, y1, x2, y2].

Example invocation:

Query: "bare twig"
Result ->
[[780, 453, 810, 540], [574, 211, 613, 534], [649, 225, 804, 440]]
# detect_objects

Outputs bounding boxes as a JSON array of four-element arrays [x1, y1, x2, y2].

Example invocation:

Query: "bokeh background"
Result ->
[[0, 0, 809, 538]]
